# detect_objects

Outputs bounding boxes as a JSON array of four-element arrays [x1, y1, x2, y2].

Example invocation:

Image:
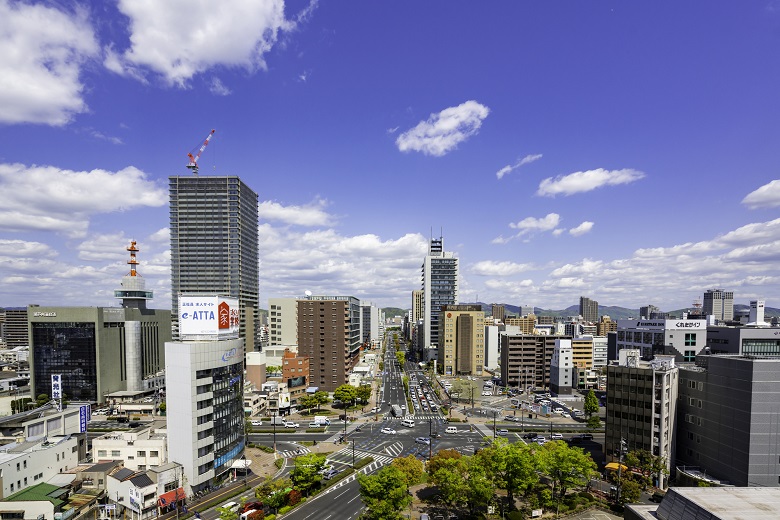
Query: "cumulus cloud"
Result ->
[[471, 260, 534, 276], [742, 180, 780, 209], [0, 163, 167, 237], [396, 100, 490, 156], [258, 198, 336, 227], [510, 213, 561, 233], [0, 239, 57, 259], [0, 1, 98, 125], [569, 221, 594, 236], [537, 168, 645, 197], [107, 0, 317, 87], [496, 154, 543, 180], [209, 77, 232, 96]]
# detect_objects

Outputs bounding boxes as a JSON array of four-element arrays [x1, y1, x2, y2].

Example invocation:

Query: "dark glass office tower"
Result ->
[[169, 176, 259, 350]]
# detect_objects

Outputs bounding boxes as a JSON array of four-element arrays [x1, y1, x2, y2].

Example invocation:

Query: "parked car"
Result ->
[[380, 427, 397, 435]]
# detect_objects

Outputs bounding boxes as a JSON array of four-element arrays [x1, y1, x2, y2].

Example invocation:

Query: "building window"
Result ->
[[137, 451, 146, 457], [684, 333, 696, 347], [98, 450, 107, 457], [684, 350, 696, 362], [150, 451, 159, 457], [111, 450, 121, 457]]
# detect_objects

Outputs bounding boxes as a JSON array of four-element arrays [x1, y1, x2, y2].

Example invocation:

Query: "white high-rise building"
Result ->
[[421, 237, 458, 351], [268, 297, 298, 347], [165, 296, 245, 495]]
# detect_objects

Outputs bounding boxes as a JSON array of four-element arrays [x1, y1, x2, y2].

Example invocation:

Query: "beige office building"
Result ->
[[268, 298, 298, 347], [438, 305, 484, 376]]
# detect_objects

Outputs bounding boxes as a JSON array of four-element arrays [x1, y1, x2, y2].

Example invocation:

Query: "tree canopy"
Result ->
[[584, 389, 599, 418]]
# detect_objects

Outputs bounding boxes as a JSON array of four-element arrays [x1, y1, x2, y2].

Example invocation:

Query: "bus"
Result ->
[[391, 404, 404, 417]]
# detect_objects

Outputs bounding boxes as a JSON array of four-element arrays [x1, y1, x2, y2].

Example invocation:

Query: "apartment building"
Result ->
[[500, 334, 570, 391], [438, 305, 485, 376]]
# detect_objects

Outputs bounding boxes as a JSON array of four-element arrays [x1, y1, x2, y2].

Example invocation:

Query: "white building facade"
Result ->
[[165, 337, 245, 494], [616, 319, 707, 361], [92, 427, 167, 472]]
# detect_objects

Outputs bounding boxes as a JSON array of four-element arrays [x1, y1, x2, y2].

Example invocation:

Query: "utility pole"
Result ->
[[272, 410, 277, 453], [493, 410, 497, 439], [429, 419, 433, 460], [352, 439, 355, 468], [616, 438, 628, 504]]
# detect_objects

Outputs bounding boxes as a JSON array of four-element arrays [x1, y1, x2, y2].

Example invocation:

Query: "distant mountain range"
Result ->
[[383, 303, 780, 321]]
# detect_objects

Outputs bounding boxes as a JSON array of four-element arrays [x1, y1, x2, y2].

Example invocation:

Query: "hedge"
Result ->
[[353, 456, 374, 470]]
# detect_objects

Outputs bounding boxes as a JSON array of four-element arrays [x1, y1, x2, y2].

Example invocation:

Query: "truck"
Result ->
[[391, 404, 403, 417], [312, 416, 330, 426], [269, 416, 286, 426]]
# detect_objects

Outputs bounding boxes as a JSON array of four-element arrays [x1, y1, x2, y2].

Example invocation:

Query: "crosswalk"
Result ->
[[320, 447, 395, 495], [384, 441, 404, 458], [278, 446, 311, 458]]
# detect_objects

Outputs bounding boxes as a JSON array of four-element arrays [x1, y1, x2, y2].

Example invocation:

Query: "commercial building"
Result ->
[[702, 288, 734, 323], [0, 435, 80, 498], [624, 487, 780, 520], [169, 175, 259, 350], [438, 305, 484, 376], [639, 304, 663, 320], [505, 315, 536, 334], [550, 339, 574, 395], [281, 348, 309, 406], [267, 298, 298, 348], [412, 290, 423, 323], [165, 295, 245, 494], [27, 244, 170, 403], [360, 302, 382, 348], [579, 296, 599, 324], [92, 426, 167, 472], [297, 295, 361, 392], [616, 319, 707, 362], [500, 334, 570, 391], [421, 237, 459, 351], [519, 305, 534, 317], [606, 351, 678, 488], [676, 354, 780, 487], [596, 315, 617, 336], [1, 307, 29, 348], [705, 323, 780, 355], [491, 304, 505, 323]]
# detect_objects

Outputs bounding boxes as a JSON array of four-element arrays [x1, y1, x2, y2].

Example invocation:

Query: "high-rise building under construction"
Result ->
[[169, 176, 259, 350]]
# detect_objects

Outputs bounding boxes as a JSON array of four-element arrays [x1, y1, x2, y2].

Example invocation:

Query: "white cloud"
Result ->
[[396, 100, 490, 156], [0, 239, 57, 259], [496, 153, 543, 180], [510, 213, 561, 233], [471, 260, 534, 276], [537, 168, 645, 197], [108, 0, 317, 87], [258, 198, 336, 227], [569, 221, 594, 236], [77, 233, 132, 262], [742, 180, 780, 209], [552, 229, 564, 237], [0, 1, 98, 125], [387, 126, 400, 135], [90, 130, 124, 145], [209, 77, 232, 96], [0, 163, 167, 237]]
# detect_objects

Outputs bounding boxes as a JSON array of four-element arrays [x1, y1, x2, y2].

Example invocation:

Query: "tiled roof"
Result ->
[[111, 468, 134, 481], [129, 473, 155, 488]]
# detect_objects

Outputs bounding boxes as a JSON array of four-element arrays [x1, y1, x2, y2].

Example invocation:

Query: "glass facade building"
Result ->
[[31, 322, 98, 401], [169, 176, 259, 350]]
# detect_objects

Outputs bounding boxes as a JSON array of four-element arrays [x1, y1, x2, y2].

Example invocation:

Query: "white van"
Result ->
[[401, 418, 415, 428], [222, 502, 239, 513], [445, 426, 457, 434]]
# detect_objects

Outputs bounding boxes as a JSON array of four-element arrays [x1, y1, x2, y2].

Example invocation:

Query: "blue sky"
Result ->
[[2, 0, 780, 313]]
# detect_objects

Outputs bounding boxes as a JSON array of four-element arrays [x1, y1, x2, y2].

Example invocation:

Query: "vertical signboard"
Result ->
[[79, 405, 91, 433], [51, 374, 62, 399]]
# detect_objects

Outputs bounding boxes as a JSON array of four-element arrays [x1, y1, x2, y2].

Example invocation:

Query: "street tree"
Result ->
[[624, 449, 668, 490], [289, 453, 326, 496], [618, 477, 642, 504], [395, 351, 405, 366], [429, 456, 468, 508], [358, 465, 412, 520], [390, 455, 424, 488], [356, 384, 372, 405], [298, 394, 319, 414], [584, 389, 599, 418], [536, 441, 597, 500], [254, 477, 292, 513], [586, 415, 601, 430], [462, 456, 495, 515], [474, 438, 539, 507], [313, 390, 330, 411], [333, 384, 358, 408], [450, 379, 477, 405], [216, 506, 238, 520], [427, 449, 462, 475]]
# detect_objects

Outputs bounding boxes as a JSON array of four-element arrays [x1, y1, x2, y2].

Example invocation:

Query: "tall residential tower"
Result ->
[[169, 176, 259, 350], [421, 237, 458, 351]]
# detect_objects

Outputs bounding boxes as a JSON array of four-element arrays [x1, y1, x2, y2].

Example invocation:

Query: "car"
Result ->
[[401, 404, 406, 409], [284, 422, 300, 428], [415, 437, 431, 445], [561, 412, 571, 419], [445, 426, 458, 434], [380, 427, 397, 434], [568, 433, 593, 443], [522, 432, 538, 440], [322, 469, 339, 480], [535, 436, 547, 444], [496, 429, 509, 436], [317, 464, 334, 475], [550, 433, 563, 440]]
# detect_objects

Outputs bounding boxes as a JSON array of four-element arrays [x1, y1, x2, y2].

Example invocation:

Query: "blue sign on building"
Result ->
[[79, 404, 91, 433]]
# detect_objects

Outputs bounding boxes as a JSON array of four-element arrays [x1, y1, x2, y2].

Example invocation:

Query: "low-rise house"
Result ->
[[91, 426, 167, 472]]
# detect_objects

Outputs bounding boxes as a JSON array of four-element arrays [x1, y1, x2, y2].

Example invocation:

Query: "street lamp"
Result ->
[[616, 438, 628, 504], [352, 439, 355, 468], [428, 419, 433, 460], [272, 409, 277, 453], [493, 410, 498, 439]]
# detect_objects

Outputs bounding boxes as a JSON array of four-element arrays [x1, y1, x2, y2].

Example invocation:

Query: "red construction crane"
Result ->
[[186, 129, 215, 175]]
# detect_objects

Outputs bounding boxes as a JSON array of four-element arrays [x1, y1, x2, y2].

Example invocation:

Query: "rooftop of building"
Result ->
[[628, 486, 780, 519], [3, 482, 66, 507], [0, 435, 71, 463]]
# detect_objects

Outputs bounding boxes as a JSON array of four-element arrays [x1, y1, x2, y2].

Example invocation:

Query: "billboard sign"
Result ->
[[179, 296, 240, 339], [79, 405, 91, 433], [51, 374, 62, 399]]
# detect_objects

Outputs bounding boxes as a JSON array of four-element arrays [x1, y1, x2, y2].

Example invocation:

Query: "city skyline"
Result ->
[[2, 2, 780, 311]]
